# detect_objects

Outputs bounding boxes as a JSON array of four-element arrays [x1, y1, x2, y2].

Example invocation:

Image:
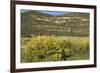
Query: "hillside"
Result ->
[[21, 10, 89, 37]]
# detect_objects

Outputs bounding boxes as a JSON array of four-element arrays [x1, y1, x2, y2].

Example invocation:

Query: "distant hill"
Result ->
[[21, 10, 89, 37]]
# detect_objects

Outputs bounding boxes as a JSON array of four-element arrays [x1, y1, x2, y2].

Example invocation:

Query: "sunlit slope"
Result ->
[[21, 10, 89, 37]]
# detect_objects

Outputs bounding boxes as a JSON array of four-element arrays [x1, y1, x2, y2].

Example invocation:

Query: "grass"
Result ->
[[55, 36, 89, 60], [21, 36, 89, 63]]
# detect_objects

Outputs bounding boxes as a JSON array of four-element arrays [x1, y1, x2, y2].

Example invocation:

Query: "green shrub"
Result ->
[[21, 36, 74, 62]]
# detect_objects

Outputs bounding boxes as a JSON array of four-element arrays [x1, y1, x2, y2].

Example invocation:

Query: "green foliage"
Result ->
[[21, 36, 89, 63]]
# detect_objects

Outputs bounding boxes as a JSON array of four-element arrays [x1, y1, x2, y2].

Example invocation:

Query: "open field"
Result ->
[[21, 36, 89, 63]]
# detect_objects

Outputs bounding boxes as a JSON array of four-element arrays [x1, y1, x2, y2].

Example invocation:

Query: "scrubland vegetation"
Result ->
[[21, 10, 89, 63], [21, 36, 89, 63]]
